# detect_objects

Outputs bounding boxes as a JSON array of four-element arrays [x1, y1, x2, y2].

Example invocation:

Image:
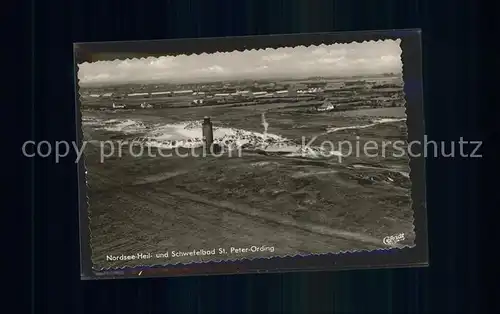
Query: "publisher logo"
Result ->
[[383, 233, 405, 246]]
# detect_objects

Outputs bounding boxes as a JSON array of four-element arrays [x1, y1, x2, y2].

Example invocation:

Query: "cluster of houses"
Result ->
[[84, 81, 403, 101], [110, 102, 153, 109]]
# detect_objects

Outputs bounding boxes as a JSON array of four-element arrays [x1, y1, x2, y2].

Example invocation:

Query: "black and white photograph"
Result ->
[[78, 38, 417, 270]]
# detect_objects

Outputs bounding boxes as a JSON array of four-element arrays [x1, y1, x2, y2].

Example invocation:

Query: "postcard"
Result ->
[[75, 29, 428, 279]]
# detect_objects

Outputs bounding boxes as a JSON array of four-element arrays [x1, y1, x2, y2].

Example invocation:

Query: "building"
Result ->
[[112, 103, 126, 109], [317, 100, 336, 112], [229, 90, 252, 98], [305, 87, 323, 93], [173, 89, 193, 95], [252, 91, 267, 97], [255, 93, 271, 98], [128, 92, 149, 97], [273, 90, 288, 97], [324, 82, 346, 90], [237, 90, 251, 95]]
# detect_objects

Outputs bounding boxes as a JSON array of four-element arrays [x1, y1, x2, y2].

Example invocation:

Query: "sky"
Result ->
[[78, 39, 402, 86]]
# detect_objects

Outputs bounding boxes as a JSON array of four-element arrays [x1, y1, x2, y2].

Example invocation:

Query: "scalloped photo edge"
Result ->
[[74, 30, 427, 279]]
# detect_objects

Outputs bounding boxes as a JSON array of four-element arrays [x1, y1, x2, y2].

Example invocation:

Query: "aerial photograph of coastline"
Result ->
[[78, 39, 414, 270]]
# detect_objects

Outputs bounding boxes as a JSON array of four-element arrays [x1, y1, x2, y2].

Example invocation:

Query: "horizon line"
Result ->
[[79, 72, 402, 88]]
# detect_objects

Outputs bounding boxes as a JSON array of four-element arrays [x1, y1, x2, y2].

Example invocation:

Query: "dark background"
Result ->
[[15, 0, 487, 313]]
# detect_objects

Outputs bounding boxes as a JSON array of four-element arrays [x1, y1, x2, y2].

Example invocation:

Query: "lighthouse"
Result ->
[[202, 116, 214, 153]]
